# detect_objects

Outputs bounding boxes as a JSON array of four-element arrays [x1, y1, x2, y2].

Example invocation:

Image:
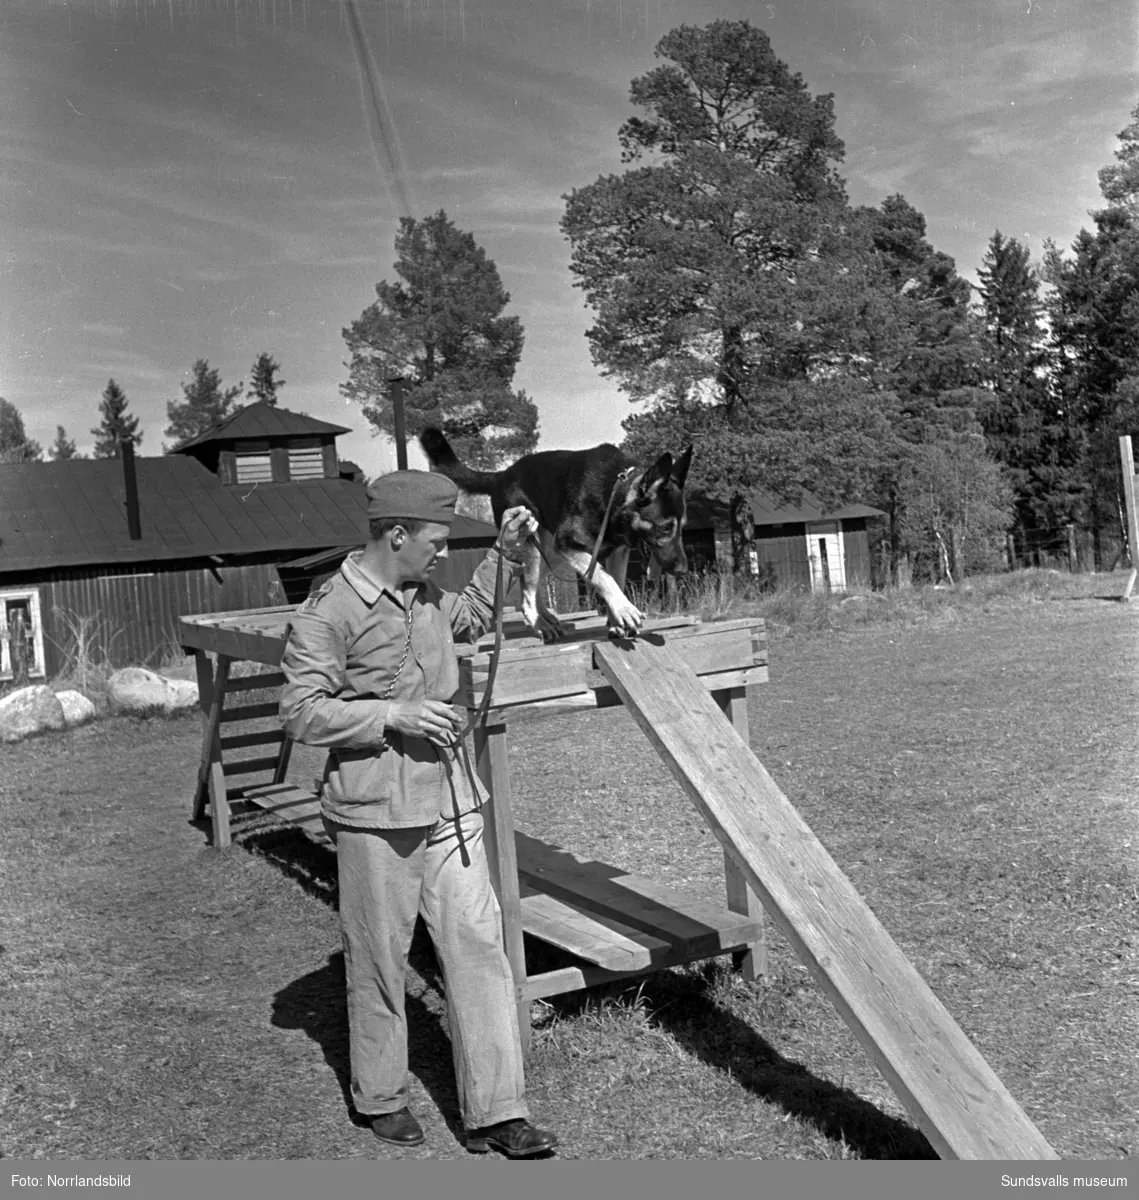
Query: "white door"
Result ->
[[805, 523, 846, 593], [0, 588, 47, 681]]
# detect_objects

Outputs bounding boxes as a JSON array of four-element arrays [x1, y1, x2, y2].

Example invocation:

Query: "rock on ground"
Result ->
[[106, 668, 199, 715], [0, 685, 67, 742], [55, 689, 98, 727]]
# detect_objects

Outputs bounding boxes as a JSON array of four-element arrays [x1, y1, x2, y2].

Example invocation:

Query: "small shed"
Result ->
[[683, 488, 885, 593]]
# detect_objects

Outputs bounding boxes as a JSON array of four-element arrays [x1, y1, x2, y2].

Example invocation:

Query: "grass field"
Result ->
[[1, 573, 1136, 1160]]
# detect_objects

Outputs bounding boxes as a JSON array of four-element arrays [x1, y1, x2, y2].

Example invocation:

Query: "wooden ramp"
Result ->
[[594, 635, 1058, 1162]]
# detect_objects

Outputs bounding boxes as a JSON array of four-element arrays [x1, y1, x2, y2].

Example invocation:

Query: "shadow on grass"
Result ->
[[231, 823, 933, 1157], [543, 957, 937, 1160], [269, 941, 471, 1145]]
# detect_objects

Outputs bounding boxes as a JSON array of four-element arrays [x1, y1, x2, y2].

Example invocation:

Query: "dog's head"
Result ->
[[627, 446, 694, 577]]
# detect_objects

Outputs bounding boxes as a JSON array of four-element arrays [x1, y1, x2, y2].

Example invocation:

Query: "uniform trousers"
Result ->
[[328, 808, 529, 1130]]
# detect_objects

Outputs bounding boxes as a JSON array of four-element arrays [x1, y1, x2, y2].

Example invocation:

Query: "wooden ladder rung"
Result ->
[[222, 756, 282, 776], [224, 671, 287, 693], [220, 701, 280, 723], [220, 729, 287, 751]]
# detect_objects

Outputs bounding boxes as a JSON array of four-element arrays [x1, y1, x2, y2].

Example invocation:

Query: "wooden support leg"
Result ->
[[714, 686, 768, 982], [473, 718, 531, 1058], [192, 650, 214, 820], [198, 655, 233, 848]]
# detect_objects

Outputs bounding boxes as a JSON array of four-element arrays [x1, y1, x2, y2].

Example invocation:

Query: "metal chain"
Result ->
[[380, 601, 414, 702]]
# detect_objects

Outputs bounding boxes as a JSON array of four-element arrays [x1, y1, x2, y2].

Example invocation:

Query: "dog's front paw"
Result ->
[[605, 595, 644, 639], [536, 611, 565, 643]]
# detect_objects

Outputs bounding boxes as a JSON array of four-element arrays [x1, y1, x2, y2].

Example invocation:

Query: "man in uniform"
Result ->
[[279, 469, 557, 1158]]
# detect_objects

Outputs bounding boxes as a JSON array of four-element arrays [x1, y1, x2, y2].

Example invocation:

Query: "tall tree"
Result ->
[[1043, 102, 1139, 559], [91, 379, 143, 458], [0, 398, 43, 463], [48, 425, 82, 461], [974, 231, 1068, 540], [341, 210, 539, 469], [1098, 101, 1139, 217], [247, 353, 286, 406], [562, 19, 850, 414], [165, 359, 243, 451]]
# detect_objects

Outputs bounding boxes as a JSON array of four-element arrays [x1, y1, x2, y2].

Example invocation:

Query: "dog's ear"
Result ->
[[670, 445, 694, 489], [639, 451, 675, 499]]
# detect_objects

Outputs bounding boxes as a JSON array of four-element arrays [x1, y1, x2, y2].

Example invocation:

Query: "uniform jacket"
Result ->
[[279, 548, 517, 828]]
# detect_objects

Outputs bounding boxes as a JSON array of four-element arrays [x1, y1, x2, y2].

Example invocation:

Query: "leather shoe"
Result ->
[[466, 1118, 558, 1158], [370, 1107, 425, 1146]]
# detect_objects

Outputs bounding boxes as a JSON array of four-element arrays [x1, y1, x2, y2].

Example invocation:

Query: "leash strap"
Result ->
[[584, 467, 636, 583], [447, 544, 509, 868]]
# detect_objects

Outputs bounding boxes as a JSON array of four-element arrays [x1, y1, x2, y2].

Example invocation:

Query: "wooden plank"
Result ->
[[715, 686, 767, 983], [191, 650, 217, 821], [220, 701, 280, 723], [1120, 436, 1138, 601], [458, 619, 766, 708], [196, 655, 231, 828], [593, 637, 1058, 1162], [515, 833, 763, 958], [473, 721, 530, 1055], [222, 755, 282, 777], [220, 729, 287, 751], [241, 784, 328, 841], [519, 885, 672, 971], [224, 671, 287, 693]]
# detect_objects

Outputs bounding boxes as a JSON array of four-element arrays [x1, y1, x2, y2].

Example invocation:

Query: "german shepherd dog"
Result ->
[[419, 429, 694, 641]]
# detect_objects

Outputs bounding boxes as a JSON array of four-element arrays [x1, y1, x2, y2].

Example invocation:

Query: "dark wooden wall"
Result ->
[[9, 558, 285, 677]]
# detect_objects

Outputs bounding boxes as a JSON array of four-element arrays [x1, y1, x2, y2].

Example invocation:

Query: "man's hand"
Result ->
[[498, 505, 539, 562], [386, 699, 463, 746]]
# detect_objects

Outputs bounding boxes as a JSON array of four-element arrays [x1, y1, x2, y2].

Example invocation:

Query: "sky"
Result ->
[[2, 0, 1137, 476]]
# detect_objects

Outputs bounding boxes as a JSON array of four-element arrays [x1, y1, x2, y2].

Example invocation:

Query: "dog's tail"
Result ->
[[418, 428, 501, 495]]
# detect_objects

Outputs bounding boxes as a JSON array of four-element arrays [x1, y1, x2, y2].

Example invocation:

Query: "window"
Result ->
[[235, 452, 273, 484], [287, 445, 325, 479]]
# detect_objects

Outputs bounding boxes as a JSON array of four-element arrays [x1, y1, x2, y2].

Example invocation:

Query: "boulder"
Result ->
[[0, 685, 67, 742], [56, 689, 98, 727], [164, 678, 200, 712], [106, 667, 198, 715]]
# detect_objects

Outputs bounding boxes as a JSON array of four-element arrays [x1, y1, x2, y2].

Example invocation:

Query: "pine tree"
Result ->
[[91, 380, 143, 458], [247, 353, 285, 405], [341, 210, 538, 468], [48, 425, 82, 460], [165, 359, 243, 451], [975, 231, 1064, 539], [0, 398, 43, 463]]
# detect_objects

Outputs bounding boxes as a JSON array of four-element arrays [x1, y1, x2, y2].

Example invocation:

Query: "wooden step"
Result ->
[[220, 701, 280, 723], [241, 783, 328, 841], [519, 883, 672, 971], [222, 756, 282, 777], [225, 671, 287, 693], [220, 729, 287, 751], [515, 832, 763, 960]]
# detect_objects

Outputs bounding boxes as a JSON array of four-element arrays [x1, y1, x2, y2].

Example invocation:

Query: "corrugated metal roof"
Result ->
[[0, 456, 370, 573], [0, 458, 500, 575], [175, 401, 350, 449], [686, 487, 884, 528]]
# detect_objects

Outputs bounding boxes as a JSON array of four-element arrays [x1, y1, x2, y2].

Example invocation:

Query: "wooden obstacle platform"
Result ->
[[179, 603, 1056, 1160], [179, 606, 770, 1043]]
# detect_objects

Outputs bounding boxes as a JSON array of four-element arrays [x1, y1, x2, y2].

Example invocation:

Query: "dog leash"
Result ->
[[445, 542, 508, 868]]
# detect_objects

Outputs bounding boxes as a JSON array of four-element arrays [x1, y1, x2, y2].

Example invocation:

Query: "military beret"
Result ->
[[366, 470, 458, 524]]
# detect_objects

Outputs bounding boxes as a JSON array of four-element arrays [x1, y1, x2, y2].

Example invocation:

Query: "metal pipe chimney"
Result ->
[[121, 438, 142, 540], [389, 377, 408, 470]]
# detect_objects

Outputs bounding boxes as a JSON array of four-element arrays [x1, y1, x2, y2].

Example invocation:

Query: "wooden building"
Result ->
[[0, 403, 498, 682], [682, 488, 885, 593]]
